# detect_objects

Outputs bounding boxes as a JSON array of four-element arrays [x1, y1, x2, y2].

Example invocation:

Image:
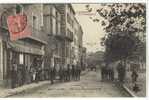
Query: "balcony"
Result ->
[[54, 32, 73, 42], [54, 33, 66, 40], [22, 26, 47, 44]]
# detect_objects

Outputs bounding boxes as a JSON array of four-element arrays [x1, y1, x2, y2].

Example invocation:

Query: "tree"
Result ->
[[85, 3, 146, 63]]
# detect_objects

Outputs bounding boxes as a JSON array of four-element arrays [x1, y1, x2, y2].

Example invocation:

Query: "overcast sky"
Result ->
[[72, 4, 106, 53]]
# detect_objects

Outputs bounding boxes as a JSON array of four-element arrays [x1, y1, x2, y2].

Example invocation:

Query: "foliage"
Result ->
[[85, 3, 146, 62]]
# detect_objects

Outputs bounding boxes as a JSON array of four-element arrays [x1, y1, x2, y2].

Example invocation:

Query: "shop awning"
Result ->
[[8, 42, 45, 55]]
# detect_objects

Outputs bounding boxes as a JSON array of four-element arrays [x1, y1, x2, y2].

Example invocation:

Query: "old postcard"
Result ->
[[0, 2, 146, 97]]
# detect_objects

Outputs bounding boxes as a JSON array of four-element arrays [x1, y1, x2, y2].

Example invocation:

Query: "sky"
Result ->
[[72, 4, 106, 53]]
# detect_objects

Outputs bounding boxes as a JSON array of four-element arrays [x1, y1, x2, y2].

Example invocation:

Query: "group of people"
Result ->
[[101, 62, 115, 81], [101, 61, 139, 84], [11, 63, 32, 88], [49, 64, 81, 84], [10, 57, 82, 88], [100, 61, 127, 82]]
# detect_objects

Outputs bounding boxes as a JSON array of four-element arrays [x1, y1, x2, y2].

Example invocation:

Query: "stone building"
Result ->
[[55, 4, 74, 66], [43, 4, 63, 73], [77, 22, 84, 67], [72, 17, 83, 66], [0, 4, 46, 88], [0, 4, 84, 88]]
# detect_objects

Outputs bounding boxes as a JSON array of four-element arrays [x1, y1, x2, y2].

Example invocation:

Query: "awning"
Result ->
[[8, 42, 45, 55]]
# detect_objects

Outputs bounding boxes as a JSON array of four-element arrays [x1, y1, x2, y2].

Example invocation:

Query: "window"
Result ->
[[56, 11, 61, 35], [43, 15, 51, 33], [33, 16, 37, 29], [1, 12, 8, 28]]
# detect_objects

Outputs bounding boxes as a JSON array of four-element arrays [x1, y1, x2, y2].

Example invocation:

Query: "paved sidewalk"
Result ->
[[0, 81, 50, 97], [0, 70, 88, 98]]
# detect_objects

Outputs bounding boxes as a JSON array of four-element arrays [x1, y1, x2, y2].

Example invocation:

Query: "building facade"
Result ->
[[55, 4, 74, 66], [0, 4, 84, 88], [43, 4, 64, 74], [0, 4, 47, 88]]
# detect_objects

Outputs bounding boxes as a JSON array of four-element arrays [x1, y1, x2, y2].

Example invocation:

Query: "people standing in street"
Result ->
[[108, 62, 114, 81], [33, 69, 37, 83], [79, 64, 81, 80], [63, 64, 68, 82], [59, 65, 64, 82], [104, 63, 109, 81], [50, 67, 55, 84], [50, 58, 55, 84], [131, 69, 138, 83], [55, 63, 60, 80], [69, 64, 72, 80], [131, 68, 140, 93], [71, 64, 75, 80], [67, 64, 71, 81], [76, 63, 81, 81], [117, 61, 125, 83], [101, 62, 106, 81], [11, 62, 18, 88]]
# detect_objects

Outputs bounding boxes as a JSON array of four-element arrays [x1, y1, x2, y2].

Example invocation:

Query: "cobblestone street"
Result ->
[[9, 70, 130, 97]]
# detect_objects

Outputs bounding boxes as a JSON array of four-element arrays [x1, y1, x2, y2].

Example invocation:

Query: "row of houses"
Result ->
[[0, 4, 86, 88]]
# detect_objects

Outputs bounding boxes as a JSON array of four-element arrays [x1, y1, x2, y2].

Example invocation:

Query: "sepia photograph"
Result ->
[[0, 2, 146, 98]]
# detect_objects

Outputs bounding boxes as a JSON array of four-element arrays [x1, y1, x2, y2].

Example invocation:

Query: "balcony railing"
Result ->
[[23, 26, 47, 44], [54, 32, 66, 40], [54, 32, 73, 42]]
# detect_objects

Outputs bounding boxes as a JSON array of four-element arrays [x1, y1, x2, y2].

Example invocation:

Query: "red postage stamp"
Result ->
[[7, 14, 31, 41]]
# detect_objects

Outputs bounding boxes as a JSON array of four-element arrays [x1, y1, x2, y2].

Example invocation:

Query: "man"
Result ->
[[117, 61, 125, 82], [108, 62, 114, 81], [131, 69, 138, 83], [50, 67, 56, 84], [11, 63, 17, 88], [76, 63, 81, 81], [63, 64, 67, 81], [59, 65, 64, 82], [50, 60, 55, 84], [71, 64, 75, 80], [67, 64, 71, 81], [101, 62, 105, 81]]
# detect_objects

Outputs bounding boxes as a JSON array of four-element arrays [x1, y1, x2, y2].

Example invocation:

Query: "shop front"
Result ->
[[1, 40, 45, 88]]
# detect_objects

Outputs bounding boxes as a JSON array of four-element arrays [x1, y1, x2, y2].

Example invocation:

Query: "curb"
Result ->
[[1, 81, 50, 98], [122, 84, 137, 97], [1, 71, 88, 98]]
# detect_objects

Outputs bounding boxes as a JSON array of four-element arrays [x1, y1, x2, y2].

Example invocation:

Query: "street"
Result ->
[[9, 69, 130, 97]]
